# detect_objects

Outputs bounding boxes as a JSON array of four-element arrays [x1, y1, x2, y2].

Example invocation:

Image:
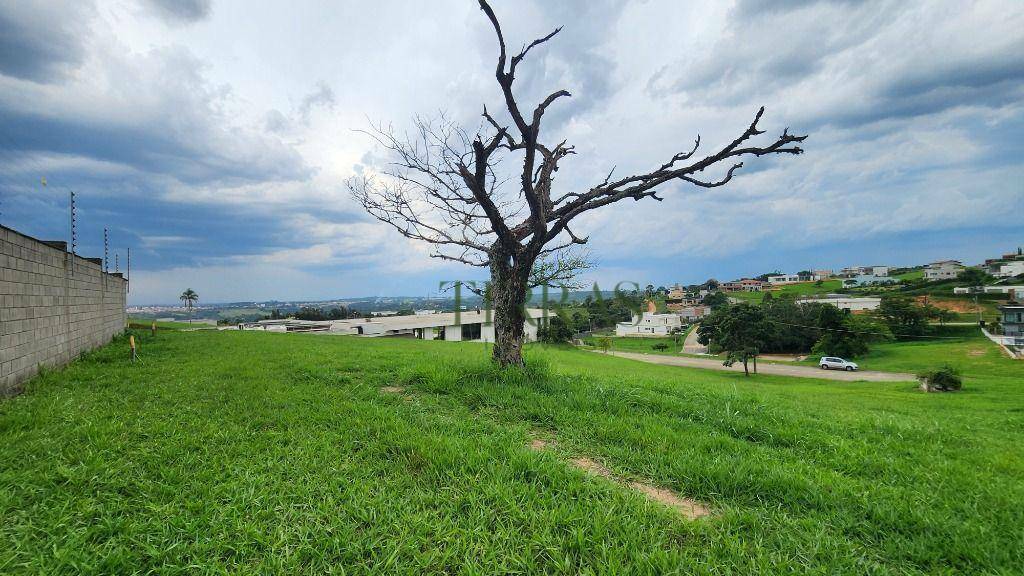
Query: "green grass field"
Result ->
[[127, 317, 198, 330], [587, 326, 695, 356], [1, 330, 1022, 574], [803, 324, 1017, 377], [730, 279, 845, 304]]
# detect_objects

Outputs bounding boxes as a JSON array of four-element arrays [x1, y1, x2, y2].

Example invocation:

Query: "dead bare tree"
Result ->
[[350, 0, 807, 367]]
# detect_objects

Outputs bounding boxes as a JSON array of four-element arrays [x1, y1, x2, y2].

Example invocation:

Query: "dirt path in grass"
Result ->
[[681, 325, 707, 354], [528, 438, 710, 520], [595, 351, 916, 382]]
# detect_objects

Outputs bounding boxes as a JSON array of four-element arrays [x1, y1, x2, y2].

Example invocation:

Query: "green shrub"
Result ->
[[917, 364, 963, 392], [652, 343, 669, 351]]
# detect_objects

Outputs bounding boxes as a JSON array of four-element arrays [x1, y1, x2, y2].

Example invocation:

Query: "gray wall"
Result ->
[[1, 225, 127, 395]]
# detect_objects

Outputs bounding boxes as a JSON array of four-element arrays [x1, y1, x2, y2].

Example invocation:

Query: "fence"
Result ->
[[981, 327, 1023, 359], [1, 224, 127, 395]]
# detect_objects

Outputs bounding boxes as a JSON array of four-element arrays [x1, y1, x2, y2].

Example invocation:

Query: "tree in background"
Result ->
[[702, 291, 730, 309], [716, 303, 772, 376], [537, 313, 574, 343], [955, 267, 991, 287], [179, 288, 198, 325], [878, 296, 932, 339], [760, 295, 824, 353], [349, 0, 807, 367], [931, 307, 957, 326], [811, 306, 892, 358], [295, 307, 327, 321]]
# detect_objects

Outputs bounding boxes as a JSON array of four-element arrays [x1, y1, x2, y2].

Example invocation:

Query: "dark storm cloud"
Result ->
[[467, 0, 625, 132], [0, 2, 92, 82], [142, 0, 212, 24], [0, 44, 308, 187], [651, 0, 1024, 130], [298, 82, 336, 123], [731, 0, 866, 21]]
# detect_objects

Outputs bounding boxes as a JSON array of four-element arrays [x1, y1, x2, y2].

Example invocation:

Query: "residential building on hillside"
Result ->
[[721, 279, 764, 292], [924, 260, 965, 280], [841, 274, 898, 287], [665, 284, 702, 310], [811, 269, 833, 280], [797, 295, 881, 312], [998, 294, 1023, 343], [615, 311, 684, 337], [982, 248, 1024, 275], [767, 274, 801, 285], [985, 260, 1024, 278], [676, 306, 709, 322], [839, 265, 889, 277], [983, 285, 1024, 295]]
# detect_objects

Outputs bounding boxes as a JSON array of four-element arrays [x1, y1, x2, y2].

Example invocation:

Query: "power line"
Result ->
[[769, 319, 974, 340]]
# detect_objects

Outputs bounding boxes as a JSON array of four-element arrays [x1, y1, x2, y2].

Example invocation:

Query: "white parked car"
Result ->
[[819, 357, 859, 371]]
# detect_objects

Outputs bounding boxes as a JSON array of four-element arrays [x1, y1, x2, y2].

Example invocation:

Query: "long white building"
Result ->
[[797, 295, 881, 312], [240, 308, 548, 343]]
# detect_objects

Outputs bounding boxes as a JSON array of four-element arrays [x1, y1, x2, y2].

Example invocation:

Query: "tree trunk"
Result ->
[[489, 246, 530, 367], [742, 355, 749, 376], [753, 355, 757, 374]]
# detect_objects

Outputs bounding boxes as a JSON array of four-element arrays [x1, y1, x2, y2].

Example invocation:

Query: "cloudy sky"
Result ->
[[1, 0, 1021, 304]]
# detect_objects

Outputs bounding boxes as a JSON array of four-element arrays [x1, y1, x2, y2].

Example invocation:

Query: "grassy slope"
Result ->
[[730, 279, 845, 304], [127, 318, 198, 330], [593, 326, 696, 356], [1, 331, 1022, 574], [803, 324, 1017, 377]]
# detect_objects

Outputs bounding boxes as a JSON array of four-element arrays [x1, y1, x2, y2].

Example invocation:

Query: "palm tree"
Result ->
[[179, 288, 199, 325]]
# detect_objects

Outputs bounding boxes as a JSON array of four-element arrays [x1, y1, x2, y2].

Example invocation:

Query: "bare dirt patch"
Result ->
[[379, 386, 405, 394], [627, 481, 710, 520], [567, 456, 711, 520], [527, 435, 712, 519], [915, 296, 978, 313], [529, 438, 553, 450], [571, 457, 613, 478]]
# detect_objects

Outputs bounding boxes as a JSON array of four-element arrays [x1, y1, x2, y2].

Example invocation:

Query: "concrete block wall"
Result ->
[[0, 225, 127, 395]]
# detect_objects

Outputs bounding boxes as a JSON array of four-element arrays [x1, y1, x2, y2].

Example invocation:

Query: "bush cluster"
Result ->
[[917, 364, 963, 392]]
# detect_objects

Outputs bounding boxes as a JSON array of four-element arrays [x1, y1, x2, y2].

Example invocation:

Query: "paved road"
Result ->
[[681, 326, 707, 354], [596, 350, 916, 382]]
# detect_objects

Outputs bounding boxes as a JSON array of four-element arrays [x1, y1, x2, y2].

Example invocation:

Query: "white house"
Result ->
[[616, 312, 683, 337], [991, 261, 1024, 278], [842, 274, 897, 287], [982, 285, 1024, 295], [676, 306, 709, 321], [767, 274, 801, 285], [924, 260, 965, 280], [797, 295, 881, 312], [839, 265, 889, 277]]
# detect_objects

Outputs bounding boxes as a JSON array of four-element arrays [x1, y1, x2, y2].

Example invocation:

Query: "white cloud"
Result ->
[[2, 0, 1023, 304]]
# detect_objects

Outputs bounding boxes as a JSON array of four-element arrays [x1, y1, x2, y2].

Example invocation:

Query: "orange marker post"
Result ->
[[151, 320, 156, 337], [129, 335, 137, 363]]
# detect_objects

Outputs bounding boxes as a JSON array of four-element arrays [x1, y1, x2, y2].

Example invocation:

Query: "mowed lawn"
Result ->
[[1, 330, 1022, 574]]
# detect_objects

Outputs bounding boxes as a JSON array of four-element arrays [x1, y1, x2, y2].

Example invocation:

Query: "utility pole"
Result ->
[[70, 191, 76, 276]]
